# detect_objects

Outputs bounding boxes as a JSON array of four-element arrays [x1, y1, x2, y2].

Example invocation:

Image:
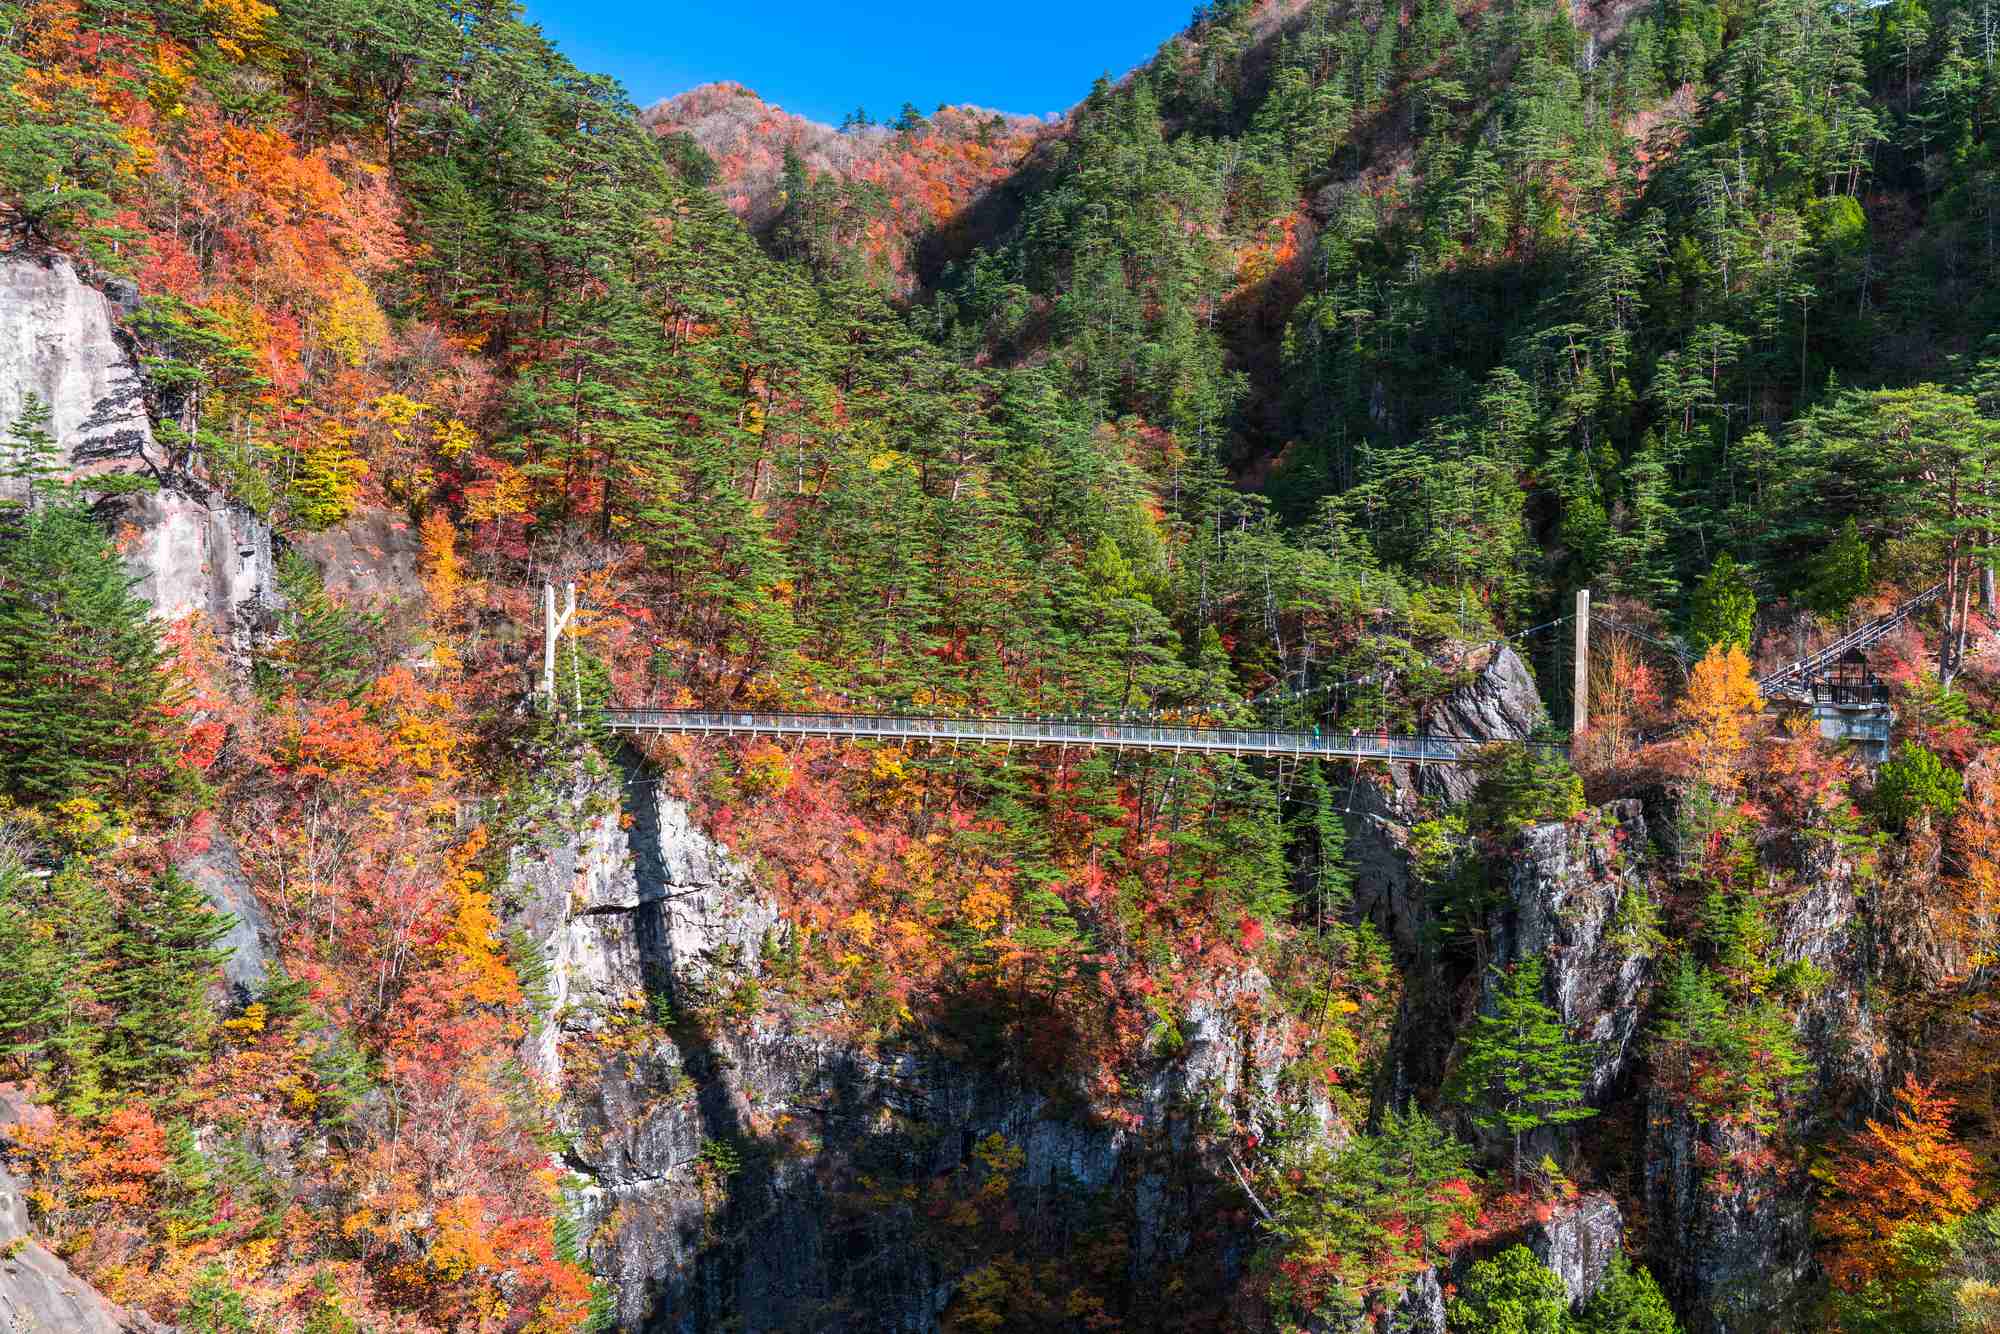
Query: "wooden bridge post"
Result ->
[[1573, 587, 1590, 738], [541, 581, 577, 706]]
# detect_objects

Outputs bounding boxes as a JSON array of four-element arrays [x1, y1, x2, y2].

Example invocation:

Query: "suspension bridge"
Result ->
[[598, 707, 1562, 764], [571, 582, 1951, 767]]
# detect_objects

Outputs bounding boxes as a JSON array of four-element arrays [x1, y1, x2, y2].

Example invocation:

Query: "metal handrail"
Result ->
[[599, 708, 1566, 765], [1760, 583, 1943, 694], [1809, 680, 1891, 707]]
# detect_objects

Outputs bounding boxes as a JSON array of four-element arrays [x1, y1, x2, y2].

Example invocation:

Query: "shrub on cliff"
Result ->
[[1872, 741, 1963, 832], [1447, 1245, 1570, 1333]]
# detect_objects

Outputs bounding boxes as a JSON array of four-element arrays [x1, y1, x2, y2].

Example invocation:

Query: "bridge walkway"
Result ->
[[600, 708, 1560, 765]]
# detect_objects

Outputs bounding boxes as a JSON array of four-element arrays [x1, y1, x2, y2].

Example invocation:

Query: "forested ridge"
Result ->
[[4, 0, 2000, 1328]]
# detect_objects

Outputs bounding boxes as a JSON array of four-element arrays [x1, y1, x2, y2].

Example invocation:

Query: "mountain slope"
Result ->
[[642, 83, 1046, 288]]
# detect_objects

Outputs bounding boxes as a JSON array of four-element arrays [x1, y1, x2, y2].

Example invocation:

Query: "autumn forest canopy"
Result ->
[[6, 0, 2000, 1328]]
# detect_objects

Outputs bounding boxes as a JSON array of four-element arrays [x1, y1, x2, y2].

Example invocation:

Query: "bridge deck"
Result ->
[[601, 708, 1559, 764]]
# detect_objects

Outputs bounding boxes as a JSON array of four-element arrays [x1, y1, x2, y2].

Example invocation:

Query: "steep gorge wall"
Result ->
[[1343, 643, 1887, 1333], [504, 764, 1313, 1330]]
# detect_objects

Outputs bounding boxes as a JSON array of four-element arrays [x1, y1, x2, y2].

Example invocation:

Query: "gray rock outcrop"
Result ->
[[507, 764, 1307, 1331], [1488, 802, 1657, 1103], [1315, 1267, 1447, 1333], [176, 835, 272, 1005], [1348, 643, 1550, 956], [0, 252, 159, 499], [112, 486, 277, 656], [0, 251, 279, 656], [1420, 643, 1548, 803], [1530, 1191, 1624, 1308], [1644, 1099, 1813, 1334], [293, 510, 422, 605]]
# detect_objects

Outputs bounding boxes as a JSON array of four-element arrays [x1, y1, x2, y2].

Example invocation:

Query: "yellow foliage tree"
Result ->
[[439, 829, 520, 1009], [290, 431, 368, 529], [317, 271, 389, 367], [203, 0, 276, 59], [421, 509, 462, 631], [1681, 644, 1761, 789]]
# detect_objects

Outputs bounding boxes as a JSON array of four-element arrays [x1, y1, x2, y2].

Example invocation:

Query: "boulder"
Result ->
[[176, 836, 272, 1005], [1530, 1191, 1624, 1308]]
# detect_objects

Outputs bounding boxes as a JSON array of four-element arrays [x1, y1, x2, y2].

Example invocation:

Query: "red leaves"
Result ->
[[294, 698, 386, 776], [1237, 914, 1266, 951], [180, 719, 228, 772]]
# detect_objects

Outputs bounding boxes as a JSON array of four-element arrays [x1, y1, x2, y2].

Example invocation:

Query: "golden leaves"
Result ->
[[1680, 643, 1761, 789]]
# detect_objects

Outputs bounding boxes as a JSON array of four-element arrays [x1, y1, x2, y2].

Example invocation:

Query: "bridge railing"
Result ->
[[1760, 582, 1943, 694], [600, 708, 1566, 764]]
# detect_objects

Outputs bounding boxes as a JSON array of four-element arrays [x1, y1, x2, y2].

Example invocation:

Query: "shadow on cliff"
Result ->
[[613, 762, 1254, 1332]]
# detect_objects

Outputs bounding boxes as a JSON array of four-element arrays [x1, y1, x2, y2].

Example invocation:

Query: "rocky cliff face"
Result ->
[[1487, 802, 1657, 1105], [1643, 1100, 1813, 1334], [1418, 643, 1550, 805], [1342, 652, 1841, 1334], [1348, 642, 1549, 958], [1, 251, 282, 1018], [0, 252, 154, 500], [0, 251, 279, 656], [1636, 822, 1876, 1334], [1531, 1191, 1624, 1308], [505, 762, 1313, 1331]]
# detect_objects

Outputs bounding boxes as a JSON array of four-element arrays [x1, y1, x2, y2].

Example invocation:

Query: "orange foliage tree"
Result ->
[[1815, 1073, 1979, 1292], [1680, 644, 1761, 791]]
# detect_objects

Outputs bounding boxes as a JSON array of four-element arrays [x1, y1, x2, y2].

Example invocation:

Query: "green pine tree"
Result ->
[[1800, 517, 1871, 617], [0, 848, 68, 1070], [0, 394, 67, 508], [96, 869, 234, 1089], [255, 551, 379, 701], [1688, 552, 1756, 655], [0, 499, 188, 810], [1447, 1245, 1572, 1334], [1578, 1255, 1681, 1333], [1448, 954, 1598, 1183]]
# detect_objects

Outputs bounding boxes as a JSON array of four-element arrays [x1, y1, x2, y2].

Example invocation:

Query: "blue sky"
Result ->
[[521, 1, 1191, 124]]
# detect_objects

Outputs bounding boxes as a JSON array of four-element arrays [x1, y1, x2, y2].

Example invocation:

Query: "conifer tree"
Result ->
[[1291, 761, 1355, 937], [0, 394, 66, 507], [1689, 552, 1756, 655], [0, 500, 185, 809], [0, 848, 67, 1070], [1578, 1255, 1681, 1333], [1801, 517, 1871, 617], [96, 869, 234, 1089], [257, 552, 378, 700], [1449, 954, 1598, 1183], [1447, 1245, 1571, 1334]]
